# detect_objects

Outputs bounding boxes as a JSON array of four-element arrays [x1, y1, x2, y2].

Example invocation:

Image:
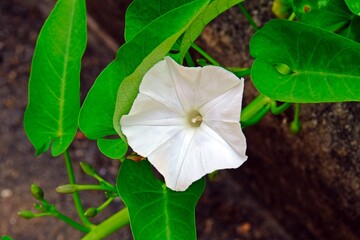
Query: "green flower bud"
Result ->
[[84, 207, 98, 217], [56, 184, 77, 194], [18, 211, 35, 219], [80, 162, 96, 176], [290, 120, 302, 134], [30, 184, 44, 200]]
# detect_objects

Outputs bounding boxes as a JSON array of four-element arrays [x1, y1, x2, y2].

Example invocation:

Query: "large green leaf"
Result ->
[[124, 1, 192, 42], [250, 19, 360, 103], [24, 0, 86, 156], [292, 0, 360, 41], [112, 0, 210, 137], [345, 0, 360, 16], [117, 159, 205, 240]]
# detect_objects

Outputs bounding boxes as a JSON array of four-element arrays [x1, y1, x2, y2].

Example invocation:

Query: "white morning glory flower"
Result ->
[[120, 56, 247, 191]]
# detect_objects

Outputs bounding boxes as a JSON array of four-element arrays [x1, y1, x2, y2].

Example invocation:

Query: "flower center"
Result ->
[[188, 111, 202, 127]]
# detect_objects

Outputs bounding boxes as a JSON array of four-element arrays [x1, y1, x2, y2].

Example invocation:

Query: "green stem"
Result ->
[[241, 95, 271, 128], [228, 67, 251, 77], [97, 197, 114, 212], [76, 184, 116, 192], [191, 43, 220, 66], [241, 95, 271, 121], [270, 101, 292, 115], [290, 103, 302, 133], [238, 2, 259, 32], [64, 150, 92, 228], [53, 212, 90, 233], [95, 177, 113, 189], [81, 208, 130, 240], [288, 12, 296, 21], [185, 52, 195, 67], [241, 104, 270, 128]]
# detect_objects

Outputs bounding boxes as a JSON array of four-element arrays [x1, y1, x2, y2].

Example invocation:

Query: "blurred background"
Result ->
[[1, 0, 359, 239]]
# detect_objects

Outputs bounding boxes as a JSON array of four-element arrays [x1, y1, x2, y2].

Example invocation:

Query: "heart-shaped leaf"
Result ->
[[250, 19, 360, 103], [292, 0, 360, 42], [117, 159, 205, 240], [345, 0, 360, 16], [24, 0, 86, 156]]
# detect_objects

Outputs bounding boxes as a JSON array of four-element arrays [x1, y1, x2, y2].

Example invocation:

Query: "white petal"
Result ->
[[203, 120, 247, 159], [165, 57, 243, 112], [197, 65, 243, 109], [148, 123, 247, 191], [200, 78, 244, 122], [139, 57, 186, 113], [121, 94, 186, 157], [165, 57, 202, 112]]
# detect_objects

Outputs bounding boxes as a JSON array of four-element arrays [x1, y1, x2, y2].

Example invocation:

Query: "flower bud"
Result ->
[[56, 184, 77, 194], [290, 120, 302, 134], [84, 208, 98, 217], [80, 162, 96, 176], [31, 184, 44, 200], [18, 211, 35, 219]]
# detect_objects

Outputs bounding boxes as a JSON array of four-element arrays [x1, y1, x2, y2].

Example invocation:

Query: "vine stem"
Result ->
[[54, 212, 90, 233], [75, 184, 116, 192], [81, 208, 130, 240], [191, 43, 220, 66], [238, 2, 259, 32], [288, 12, 296, 21], [64, 150, 92, 228]]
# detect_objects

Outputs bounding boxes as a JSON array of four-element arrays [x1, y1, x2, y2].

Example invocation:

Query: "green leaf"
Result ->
[[117, 159, 205, 240], [177, 0, 244, 61], [1, 236, 13, 240], [124, 1, 194, 42], [345, 0, 360, 15], [250, 19, 360, 103], [292, 0, 360, 42], [112, 0, 210, 137], [24, 0, 86, 156], [97, 138, 127, 160]]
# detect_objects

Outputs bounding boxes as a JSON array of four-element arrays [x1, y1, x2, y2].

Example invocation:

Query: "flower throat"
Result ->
[[188, 111, 202, 127]]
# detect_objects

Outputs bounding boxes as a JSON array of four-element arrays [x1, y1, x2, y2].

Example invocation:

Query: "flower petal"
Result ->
[[139, 58, 186, 114], [148, 123, 247, 191], [165, 57, 243, 112], [165, 57, 202, 112], [197, 66, 243, 109], [200, 78, 244, 122], [121, 94, 186, 157], [203, 120, 247, 159]]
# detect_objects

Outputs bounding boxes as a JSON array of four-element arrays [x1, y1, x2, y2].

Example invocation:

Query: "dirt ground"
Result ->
[[1, 0, 291, 239]]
